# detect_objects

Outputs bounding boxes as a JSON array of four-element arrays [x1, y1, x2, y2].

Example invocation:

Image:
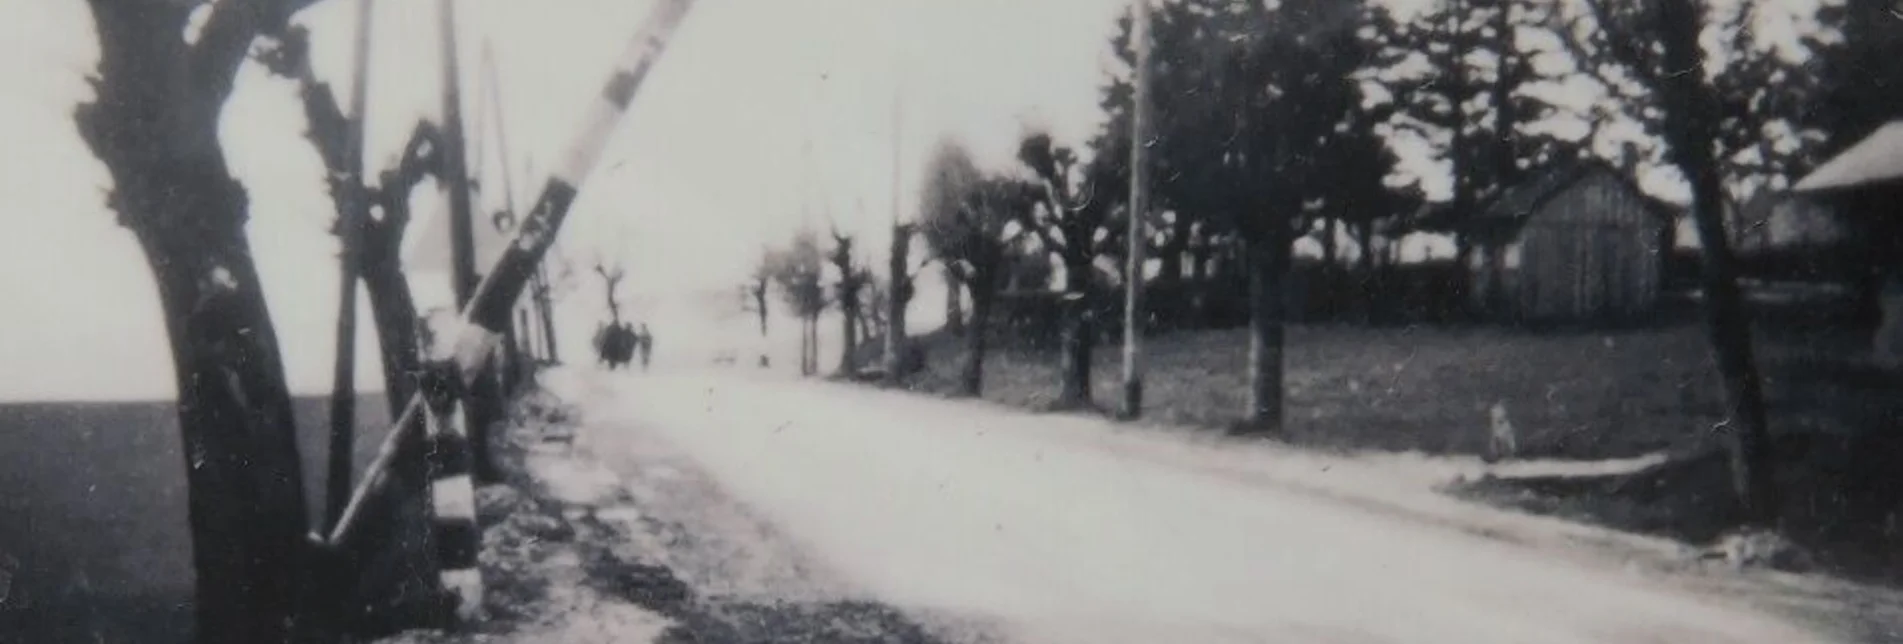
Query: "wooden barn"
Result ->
[[1464, 160, 1671, 324]]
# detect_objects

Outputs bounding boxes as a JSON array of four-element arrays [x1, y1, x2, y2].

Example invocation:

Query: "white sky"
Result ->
[[0, 0, 1128, 401], [0, 0, 1811, 401]]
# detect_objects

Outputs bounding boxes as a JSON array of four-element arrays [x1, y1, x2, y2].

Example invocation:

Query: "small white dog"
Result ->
[[1485, 401, 1518, 463]]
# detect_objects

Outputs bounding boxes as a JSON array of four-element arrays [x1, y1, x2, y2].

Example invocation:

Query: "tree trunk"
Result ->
[[945, 266, 967, 336], [1356, 223, 1375, 277], [886, 230, 912, 380], [839, 297, 859, 375], [1240, 231, 1290, 434], [1056, 257, 1094, 409], [1686, 172, 1778, 525], [142, 218, 314, 644], [361, 221, 423, 417], [795, 316, 807, 374], [1189, 229, 1212, 326], [1320, 216, 1340, 317], [1654, 0, 1776, 526], [78, 6, 318, 628], [1160, 215, 1190, 285], [755, 285, 770, 337], [961, 274, 994, 397], [803, 313, 819, 376]]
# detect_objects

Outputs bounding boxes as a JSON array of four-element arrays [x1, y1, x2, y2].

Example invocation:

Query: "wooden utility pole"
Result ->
[[1119, 0, 1153, 420], [440, 0, 478, 304], [326, 0, 376, 530], [884, 85, 908, 380], [438, 0, 502, 480]]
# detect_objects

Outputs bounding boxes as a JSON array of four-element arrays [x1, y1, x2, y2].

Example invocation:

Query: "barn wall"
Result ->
[[1499, 171, 1664, 323]]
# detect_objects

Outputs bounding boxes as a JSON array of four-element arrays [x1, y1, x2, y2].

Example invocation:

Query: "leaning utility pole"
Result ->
[[1119, 0, 1153, 420], [325, 0, 377, 530]]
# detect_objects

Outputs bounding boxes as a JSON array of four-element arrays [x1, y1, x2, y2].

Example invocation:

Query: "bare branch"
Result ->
[[194, 0, 325, 100]]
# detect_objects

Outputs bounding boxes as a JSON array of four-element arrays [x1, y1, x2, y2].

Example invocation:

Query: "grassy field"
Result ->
[[901, 320, 1737, 460], [0, 393, 393, 644], [895, 287, 1903, 583]]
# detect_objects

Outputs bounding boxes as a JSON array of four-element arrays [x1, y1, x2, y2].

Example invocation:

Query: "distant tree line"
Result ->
[[752, 0, 1903, 531]]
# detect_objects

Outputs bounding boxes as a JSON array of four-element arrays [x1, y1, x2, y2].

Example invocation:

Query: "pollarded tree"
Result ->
[[72, 0, 328, 640], [882, 221, 937, 380], [828, 227, 873, 376], [919, 139, 1039, 396], [1017, 131, 1128, 410], [254, 26, 453, 632]]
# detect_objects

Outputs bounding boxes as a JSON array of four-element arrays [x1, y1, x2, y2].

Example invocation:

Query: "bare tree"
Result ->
[[748, 248, 774, 339], [828, 227, 873, 376], [73, 1, 328, 639], [883, 222, 930, 380], [594, 260, 628, 324], [255, 25, 455, 633]]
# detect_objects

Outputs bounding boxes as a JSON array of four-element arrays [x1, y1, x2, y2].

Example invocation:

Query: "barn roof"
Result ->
[[1477, 158, 1625, 222], [1794, 120, 1903, 194], [1454, 158, 1675, 235]]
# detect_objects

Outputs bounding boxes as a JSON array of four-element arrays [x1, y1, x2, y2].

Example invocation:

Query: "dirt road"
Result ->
[[553, 368, 1882, 644]]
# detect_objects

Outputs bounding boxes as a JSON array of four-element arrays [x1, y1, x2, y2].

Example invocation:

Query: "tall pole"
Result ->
[[884, 82, 907, 380], [437, 0, 501, 481], [325, 0, 376, 530], [440, 0, 478, 306], [1120, 0, 1153, 420]]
